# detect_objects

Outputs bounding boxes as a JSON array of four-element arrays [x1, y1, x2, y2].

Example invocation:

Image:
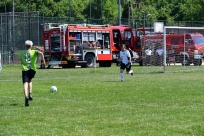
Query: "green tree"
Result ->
[[101, 0, 118, 24], [179, 0, 204, 21], [0, 0, 204, 23]]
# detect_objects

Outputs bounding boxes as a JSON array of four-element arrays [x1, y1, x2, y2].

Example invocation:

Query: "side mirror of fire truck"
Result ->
[[185, 39, 193, 45]]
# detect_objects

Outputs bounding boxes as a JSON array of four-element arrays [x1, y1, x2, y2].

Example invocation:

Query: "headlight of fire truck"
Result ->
[[194, 50, 202, 59]]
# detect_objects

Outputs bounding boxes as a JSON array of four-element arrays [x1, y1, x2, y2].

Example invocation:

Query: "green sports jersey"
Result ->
[[20, 50, 38, 71]]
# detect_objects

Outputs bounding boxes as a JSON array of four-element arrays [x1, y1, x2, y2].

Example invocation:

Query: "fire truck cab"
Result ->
[[109, 26, 140, 63], [166, 33, 204, 66], [137, 27, 204, 66]]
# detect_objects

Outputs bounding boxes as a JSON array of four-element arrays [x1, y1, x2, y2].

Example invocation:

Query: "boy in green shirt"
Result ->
[[20, 40, 45, 106]]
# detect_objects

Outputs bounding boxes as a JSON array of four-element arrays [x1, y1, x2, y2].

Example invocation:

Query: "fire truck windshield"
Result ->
[[193, 37, 204, 44], [124, 31, 131, 39]]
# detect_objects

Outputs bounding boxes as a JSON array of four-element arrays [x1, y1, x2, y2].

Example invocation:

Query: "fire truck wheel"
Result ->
[[193, 59, 202, 66], [181, 60, 190, 66], [85, 54, 95, 68]]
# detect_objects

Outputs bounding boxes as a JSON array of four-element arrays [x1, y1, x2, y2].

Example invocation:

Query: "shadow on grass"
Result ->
[[0, 103, 19, 107], [147, 71, 164, 74], [37, 68, 62, 70], [103, 80, 121, 82], [138, 71, 165, 75]]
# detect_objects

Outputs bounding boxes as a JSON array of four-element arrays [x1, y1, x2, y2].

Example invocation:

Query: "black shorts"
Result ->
[[22, 69, 36, 83], [120, 63, 131, 72]]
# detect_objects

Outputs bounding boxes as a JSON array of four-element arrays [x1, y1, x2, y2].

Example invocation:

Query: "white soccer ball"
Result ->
[[50, 86, 57, 92]]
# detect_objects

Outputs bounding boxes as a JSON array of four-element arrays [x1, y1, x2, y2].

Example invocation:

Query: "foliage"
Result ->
[[0, 0, 204, 22]]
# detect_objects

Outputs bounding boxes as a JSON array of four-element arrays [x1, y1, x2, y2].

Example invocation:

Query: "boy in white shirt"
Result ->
[[119, 44, 133, 82]]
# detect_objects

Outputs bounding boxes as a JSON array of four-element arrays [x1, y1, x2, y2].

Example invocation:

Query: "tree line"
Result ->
[[0, 0, 204, 23]]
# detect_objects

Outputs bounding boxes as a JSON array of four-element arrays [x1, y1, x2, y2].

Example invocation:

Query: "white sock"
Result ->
[[120, 73, 124, 81]]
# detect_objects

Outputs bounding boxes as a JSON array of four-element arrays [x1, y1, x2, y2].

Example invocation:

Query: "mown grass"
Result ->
[[0, 64, 204, 136]]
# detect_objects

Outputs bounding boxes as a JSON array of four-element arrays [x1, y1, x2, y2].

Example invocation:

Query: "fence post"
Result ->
[[1, 14, 3, 64], [37, 11, 40, 45], [9, 53, 10, 64], [29, 17, 31, 40], [6, 13, 9, 64]]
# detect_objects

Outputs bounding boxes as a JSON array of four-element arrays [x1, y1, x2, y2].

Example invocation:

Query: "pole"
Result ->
[[37, 11, 39, 45], [95, 48, 97, 72], [5, 3, 6, 13], [184, 33, 186, 66], [131, 3, 134, 28], [7, 12, 9, 64], [163, 26, 166, 73], [90, 0, 92, 24], [1, 14, 3, 64], [4, 4, 6, 64], [118, 0, 121, 25], [143, 13, 145, 29], [4, 3, 8, 64], [23, 2, 26, 42], [150, 18, 152, 32], [100, 0, 102, 24], [12, 0, 14, 51], [69, 0, 71, 23], [128, 1, 130, 26], [12, 0, 14, 44], [43, 0, 44, 24]]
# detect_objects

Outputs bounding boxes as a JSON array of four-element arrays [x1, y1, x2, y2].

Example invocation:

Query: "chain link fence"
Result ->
[[0, 12, 40, 64], [1, 12, 204, 64]]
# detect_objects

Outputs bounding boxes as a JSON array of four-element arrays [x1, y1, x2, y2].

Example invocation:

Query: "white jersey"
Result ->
[[156, 49, 164, 56], [120, 50, 131, 65], [145, 49, 152, 56]]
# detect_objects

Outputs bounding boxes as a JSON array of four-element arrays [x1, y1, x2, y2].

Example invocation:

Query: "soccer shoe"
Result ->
[[131, 71, 134, 76], [29, 94, 33, 101], [25, 97, 29, 107], [121, 80, 124, 82], [129, 70, 133, 76]]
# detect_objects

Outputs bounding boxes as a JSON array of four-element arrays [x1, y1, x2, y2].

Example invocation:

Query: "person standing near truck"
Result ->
[[119, 44, 133, 82], [10, 47, 14, 64]]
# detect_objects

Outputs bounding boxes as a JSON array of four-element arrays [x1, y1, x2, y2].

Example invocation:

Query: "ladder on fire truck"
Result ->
[[43, 23, 110, 30]]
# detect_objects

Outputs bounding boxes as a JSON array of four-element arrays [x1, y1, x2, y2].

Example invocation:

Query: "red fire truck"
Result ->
[[137, 28, 204, 66], [165, 33, 204, 66], [42, 23, 140, 68], [42, 23, 204, 68]]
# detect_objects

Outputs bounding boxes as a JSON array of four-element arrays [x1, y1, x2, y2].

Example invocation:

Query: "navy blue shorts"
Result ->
[[22, 69, 36, 83], [120, 63, 131, 72]]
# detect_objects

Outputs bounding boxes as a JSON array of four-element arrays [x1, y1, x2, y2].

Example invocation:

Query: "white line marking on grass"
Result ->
[[0, 96, 94, 104], [36, 97, 94, 104], [0, 79, 21, 82], [1, 96, 146, 107]]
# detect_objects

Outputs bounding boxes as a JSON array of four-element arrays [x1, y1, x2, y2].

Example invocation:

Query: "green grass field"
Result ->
[[0, 64, 204, 136]]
